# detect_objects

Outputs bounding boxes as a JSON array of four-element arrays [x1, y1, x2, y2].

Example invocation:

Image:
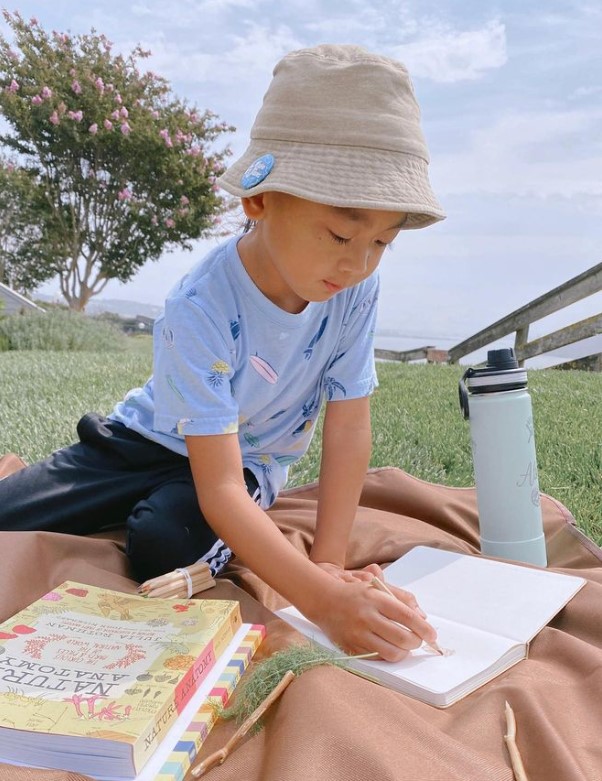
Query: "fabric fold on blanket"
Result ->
[[0, 465, 600, 781]]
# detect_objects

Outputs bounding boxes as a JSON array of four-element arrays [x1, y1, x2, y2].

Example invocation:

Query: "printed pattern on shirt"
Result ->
[[109, 236, 379, 508]]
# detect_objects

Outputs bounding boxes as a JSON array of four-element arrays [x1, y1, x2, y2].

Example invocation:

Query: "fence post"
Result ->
[[514, 325, 530, 367]]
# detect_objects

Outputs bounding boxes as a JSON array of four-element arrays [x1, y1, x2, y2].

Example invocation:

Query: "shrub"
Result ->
[[0, 309, 127, 351]]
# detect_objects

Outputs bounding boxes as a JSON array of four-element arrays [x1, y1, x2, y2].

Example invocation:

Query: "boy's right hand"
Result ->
[[305, 577, 438, 662]]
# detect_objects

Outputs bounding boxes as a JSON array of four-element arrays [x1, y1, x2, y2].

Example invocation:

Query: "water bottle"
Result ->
[[458, 348, 547, 567]]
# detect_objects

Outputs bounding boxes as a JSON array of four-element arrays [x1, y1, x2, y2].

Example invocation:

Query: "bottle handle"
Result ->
[[458, 367, 476, 420]]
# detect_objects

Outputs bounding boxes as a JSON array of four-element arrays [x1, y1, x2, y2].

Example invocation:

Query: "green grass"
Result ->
[[0, 338, 152, 458], [1, 350, 600, 545]]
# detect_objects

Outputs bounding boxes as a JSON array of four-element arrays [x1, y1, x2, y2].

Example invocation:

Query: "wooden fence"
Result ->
[[448, 262, 602, 368], [374, 346, 449, 364]]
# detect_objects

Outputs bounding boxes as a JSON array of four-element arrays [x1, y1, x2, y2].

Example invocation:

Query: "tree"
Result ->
[[0, 156, 61, 294], [0, 11, 233, 310]]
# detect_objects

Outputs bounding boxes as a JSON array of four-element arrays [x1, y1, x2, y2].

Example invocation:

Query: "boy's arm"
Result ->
[[186, 431, 333, 615], [185, 432, 437, 661], [309, 395, 372, 570]]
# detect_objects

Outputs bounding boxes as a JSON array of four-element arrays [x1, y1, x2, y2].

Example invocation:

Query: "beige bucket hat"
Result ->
[[218, 44, 445, 230]]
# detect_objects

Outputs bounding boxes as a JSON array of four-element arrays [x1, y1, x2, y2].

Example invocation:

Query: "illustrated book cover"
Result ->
[[0, 581, 242, 778], [278, 546, 586, 708]]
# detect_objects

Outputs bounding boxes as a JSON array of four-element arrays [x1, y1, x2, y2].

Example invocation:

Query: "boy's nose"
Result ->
[[339, 247, 371, 274]]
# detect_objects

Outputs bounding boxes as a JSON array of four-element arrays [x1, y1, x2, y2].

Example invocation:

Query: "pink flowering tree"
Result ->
[[0, 156, 60, 293], [0, 11, 233, 310]]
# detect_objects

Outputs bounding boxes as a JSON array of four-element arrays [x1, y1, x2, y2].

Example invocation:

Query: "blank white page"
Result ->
[[383, 546, 585, 642]]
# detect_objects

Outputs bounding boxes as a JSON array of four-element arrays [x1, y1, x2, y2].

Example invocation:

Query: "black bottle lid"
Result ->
[[485, 348, 519, 371], [459, 347, 528, 419]]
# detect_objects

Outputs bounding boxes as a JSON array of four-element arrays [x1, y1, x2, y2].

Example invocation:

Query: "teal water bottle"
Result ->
[[459, 348, 547, 567]]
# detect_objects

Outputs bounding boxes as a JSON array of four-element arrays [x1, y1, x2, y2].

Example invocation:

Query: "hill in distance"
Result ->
[[35, 294, 163, 320], [85, 298, 163, 319]]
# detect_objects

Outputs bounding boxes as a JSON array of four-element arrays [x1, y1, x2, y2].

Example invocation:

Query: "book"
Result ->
[[150, 623, 265, 781], [0, 581, 243, 778], [277, 546, 586, 708], [3, 623, 266, 781]]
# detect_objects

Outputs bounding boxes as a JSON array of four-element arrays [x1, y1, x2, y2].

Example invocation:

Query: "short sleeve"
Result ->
[[322, 273, 379, 402], [152, 296, 240, 436]]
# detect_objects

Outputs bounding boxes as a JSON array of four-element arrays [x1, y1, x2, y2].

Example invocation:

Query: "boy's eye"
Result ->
[[329, 232, 350, 245]]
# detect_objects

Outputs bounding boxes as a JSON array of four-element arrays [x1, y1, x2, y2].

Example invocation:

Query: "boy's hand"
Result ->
[[306, 576, 437, 662], [314, 563, 427, 615], [314, 561, 381, 583]]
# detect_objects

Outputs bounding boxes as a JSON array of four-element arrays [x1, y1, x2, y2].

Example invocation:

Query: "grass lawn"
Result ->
[[1, 343, 600, 545]]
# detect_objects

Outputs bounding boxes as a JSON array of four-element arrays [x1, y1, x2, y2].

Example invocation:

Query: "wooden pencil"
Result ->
[[138, 574, 214, 596], [137, 562, 212, 588], [370, 576, 445, 656], [138, 562, 212, 592], [146, 572, 214, 595], [138, 563, 215, 599]]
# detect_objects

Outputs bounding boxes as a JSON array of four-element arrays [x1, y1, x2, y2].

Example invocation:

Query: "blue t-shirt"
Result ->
[[110, 236, 379, 507]]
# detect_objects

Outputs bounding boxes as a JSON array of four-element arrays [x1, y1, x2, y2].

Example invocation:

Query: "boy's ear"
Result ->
[[241, 194, 267, 221]]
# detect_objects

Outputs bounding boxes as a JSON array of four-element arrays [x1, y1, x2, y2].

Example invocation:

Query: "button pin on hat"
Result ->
[[241, 153, 275, 189]]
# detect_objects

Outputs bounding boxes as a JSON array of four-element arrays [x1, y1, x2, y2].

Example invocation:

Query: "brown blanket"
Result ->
[[0, 463, 600, 781]]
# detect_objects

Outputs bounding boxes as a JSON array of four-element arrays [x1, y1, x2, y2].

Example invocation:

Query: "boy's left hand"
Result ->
[[314, 561, 429, 621], [314, 561, 385, 584]]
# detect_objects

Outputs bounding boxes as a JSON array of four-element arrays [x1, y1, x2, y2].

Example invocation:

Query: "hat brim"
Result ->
[[218, 140, 446, 230]]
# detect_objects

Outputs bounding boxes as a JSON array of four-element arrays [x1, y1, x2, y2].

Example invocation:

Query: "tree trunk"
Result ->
[[60, 257, 109, 312]]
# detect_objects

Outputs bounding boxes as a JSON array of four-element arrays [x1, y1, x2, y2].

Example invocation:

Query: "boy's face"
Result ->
[[238, 192, 406, 314]]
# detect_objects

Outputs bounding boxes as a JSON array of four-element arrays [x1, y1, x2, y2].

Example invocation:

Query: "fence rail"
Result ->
[[374, 346, 449, 364], [448, 262, 602, 367]]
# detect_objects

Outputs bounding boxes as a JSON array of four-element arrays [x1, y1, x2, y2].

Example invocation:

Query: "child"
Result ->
[[0, 44, 445, 661]]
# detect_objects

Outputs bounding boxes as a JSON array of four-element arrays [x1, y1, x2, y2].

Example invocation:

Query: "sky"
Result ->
[[4, 0, 602, 365]]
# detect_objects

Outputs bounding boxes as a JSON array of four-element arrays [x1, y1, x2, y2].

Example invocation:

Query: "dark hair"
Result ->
[[243, 218, 256, 233]]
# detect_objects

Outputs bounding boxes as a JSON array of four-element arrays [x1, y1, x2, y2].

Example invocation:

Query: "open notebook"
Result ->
[[278, 546, 585, 708]]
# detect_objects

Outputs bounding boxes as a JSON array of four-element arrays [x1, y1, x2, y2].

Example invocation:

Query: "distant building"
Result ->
[[119, 314, 155, 334], [0, 283, 45, 315]]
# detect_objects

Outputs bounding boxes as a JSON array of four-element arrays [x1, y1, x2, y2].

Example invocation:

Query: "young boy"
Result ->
[[0, 45, 445, 661]]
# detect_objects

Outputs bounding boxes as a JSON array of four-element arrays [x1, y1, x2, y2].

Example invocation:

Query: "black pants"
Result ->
[[0, 413, 260, 582]]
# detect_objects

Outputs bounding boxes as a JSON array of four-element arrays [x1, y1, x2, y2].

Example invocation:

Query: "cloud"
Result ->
[[432, 108, 602, 198], [390, 19, 507, 83], [221, 22, 303, 78], [570, 85, 602, 100], [124, 22, 303, 148], [302, 8, 508, 84], [302, 0, 418, 40], [119, 3, 509, 86], [114, 20, 301, 90], [131, 0, 256, 25]]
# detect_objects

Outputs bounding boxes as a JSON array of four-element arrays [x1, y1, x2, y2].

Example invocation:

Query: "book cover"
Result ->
[[278, 546, 585, 708], [0, 581, 242, 777]]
